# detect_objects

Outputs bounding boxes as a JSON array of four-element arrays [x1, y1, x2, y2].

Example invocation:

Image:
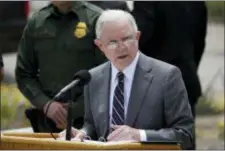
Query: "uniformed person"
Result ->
[[15, 1, 106, 132], [0, 53, 4, 82]]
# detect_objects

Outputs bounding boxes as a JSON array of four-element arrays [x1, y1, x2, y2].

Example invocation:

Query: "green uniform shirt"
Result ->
[[15, 1, 105, 113]]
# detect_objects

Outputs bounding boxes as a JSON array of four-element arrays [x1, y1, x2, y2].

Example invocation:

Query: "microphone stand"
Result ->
[[52, 86, 82, 141], [66, 89, 73, 141], [65, 89, 80, 141]]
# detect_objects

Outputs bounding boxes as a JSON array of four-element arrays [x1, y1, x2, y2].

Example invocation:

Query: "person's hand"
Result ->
[[59, 127, 86, 141], [59, 127, 79, 138], [62, 103, 68, 109], [74, 129, 86, 140], [107, 125, 140, 142], [43, 101, 67, 129]]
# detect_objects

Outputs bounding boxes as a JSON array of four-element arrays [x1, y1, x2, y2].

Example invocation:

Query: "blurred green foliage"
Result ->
[[196, 95, 224, 115], [206, 1, 224, 22], [1, 84, 31, 130], [218, 120, 224, 140]]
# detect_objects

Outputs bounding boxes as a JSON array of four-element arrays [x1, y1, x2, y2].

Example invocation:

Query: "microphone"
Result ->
[[44, 70, 91, 140], [64, 70, 91, 141], [53, 70, 91, 101]]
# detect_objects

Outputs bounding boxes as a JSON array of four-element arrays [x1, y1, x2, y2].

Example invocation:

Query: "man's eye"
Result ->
[[123, 37, 132, 42], [124, 37, 130, 40], [109, 41, 117, 45]]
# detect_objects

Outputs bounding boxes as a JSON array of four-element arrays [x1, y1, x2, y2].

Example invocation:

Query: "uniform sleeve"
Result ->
[[15, 15, 50, 109]]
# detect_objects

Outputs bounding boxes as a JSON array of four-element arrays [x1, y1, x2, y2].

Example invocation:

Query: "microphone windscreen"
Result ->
[[73, 70, 91, 86]]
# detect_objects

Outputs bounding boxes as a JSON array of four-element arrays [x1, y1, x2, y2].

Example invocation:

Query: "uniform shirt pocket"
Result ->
[[34, 37, 56, 52], [33, 27, 57, 53]]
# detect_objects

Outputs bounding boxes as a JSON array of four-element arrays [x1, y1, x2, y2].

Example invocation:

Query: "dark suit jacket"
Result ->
[[186, 2, 207, 68], [0, 53, 3, 81], [132, 2, 204, 108], [0, 54, 3, 68], [82, 53, 194, 149]]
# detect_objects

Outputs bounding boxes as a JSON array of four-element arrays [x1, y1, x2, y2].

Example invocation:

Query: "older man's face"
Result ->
[[95, 20, 140, 70]]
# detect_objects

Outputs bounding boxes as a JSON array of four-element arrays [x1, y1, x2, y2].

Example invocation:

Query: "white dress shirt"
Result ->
[[109, 51, 147, 141]]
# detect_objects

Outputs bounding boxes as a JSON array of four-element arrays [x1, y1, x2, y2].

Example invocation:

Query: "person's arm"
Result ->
[[0, 68, 3, 82], [0, 54, 4, 81], [15, 15, 50, 109], [145, 67, 194, 149], [193, 2, 208, 68], [81, 84, 97, 140]]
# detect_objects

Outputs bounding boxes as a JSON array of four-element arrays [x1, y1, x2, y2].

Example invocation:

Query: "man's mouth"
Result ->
[[118, 55, 128, 59]]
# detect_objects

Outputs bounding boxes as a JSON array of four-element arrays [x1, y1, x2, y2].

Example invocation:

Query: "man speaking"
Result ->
[[61, 10, 194, 150]]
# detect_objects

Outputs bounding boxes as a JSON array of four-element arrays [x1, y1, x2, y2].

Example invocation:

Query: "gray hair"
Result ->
[[95, 9, 138, 39]]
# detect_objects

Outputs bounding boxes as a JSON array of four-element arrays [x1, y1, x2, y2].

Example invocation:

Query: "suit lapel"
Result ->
[[95, 63, 111, 138], [125, 53, 154, 126]]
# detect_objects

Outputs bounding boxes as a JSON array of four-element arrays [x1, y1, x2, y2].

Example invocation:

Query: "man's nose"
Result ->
[[117, 41, 126, 49]]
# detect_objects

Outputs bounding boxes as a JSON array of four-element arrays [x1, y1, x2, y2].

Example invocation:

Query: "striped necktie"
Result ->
[[112, 72, 125, 125]]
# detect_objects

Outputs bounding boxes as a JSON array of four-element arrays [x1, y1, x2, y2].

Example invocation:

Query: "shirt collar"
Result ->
[[46, 1, 84, 19], [71, 1, 85, 14], [111, 51, 140, 82]]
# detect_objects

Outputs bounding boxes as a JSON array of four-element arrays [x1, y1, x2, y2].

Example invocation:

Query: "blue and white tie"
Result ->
[[112, 72, 125, 125]]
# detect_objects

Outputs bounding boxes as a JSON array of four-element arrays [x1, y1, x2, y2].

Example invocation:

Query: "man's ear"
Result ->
[[136, 31, 141, 41], [94, 39, 104, 53]]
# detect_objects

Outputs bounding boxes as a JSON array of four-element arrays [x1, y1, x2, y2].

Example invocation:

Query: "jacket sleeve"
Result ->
[[81, 84, 97, 140], [15, 15, 50, 109], [145, 67, 194, 150], [0, 54, 3, 81]]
